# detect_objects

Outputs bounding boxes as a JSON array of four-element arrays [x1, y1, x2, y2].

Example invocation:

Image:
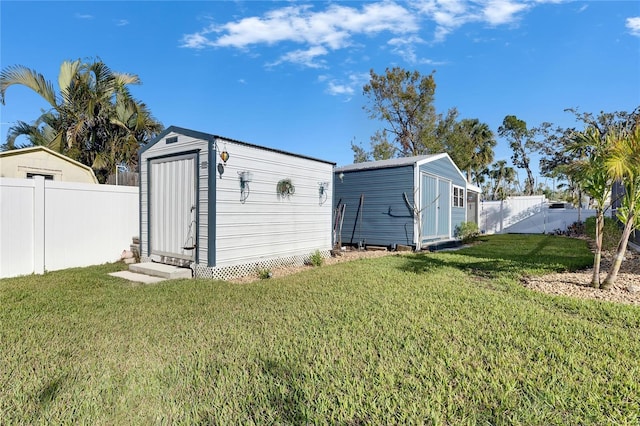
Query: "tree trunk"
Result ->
[[590, 212, 604, 288], [492, 178, 501, 201], [601, 217, 634, 289], [577, 189, 582, 222], [526, 169, 536, 195]]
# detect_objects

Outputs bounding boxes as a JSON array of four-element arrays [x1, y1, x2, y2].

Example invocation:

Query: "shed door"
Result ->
[[420, 173, 451, 240], [467, 191, 479, 224], [421, 175, 438, 237], [149, 154, 197, 261], [437, 179, 451, 236]]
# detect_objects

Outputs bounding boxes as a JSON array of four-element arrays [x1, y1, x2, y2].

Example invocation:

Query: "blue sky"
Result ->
[[1, 1, 639, 185]]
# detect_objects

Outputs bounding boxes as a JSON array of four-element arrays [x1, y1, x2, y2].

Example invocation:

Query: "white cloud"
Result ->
[[115, 19, 129, 27], [388, 36, 425, 63], [270, 46, 329, 69], [181, 33, 214, 49], [416, 0, 477, 35], [413, 0, 528, 41], [180, 1, 561, 68], [326, 81, 355, 96], [482, 0, 529, 26], [325, 72, 370, 98], [337, 2, 420, 34], [627, 17, 640, 37], [181, 2, 418, 66], [75, 13, 93, 20]]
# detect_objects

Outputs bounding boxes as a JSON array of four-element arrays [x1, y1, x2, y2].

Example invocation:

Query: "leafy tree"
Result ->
[[361, 67, 441, 158], [350, 139, 372, 163], [537, 122, 569, 173], [0, 59, 163, 182], [498, 115, 538, 195], [536, 122, 582, 204], [358, 67, 495, 179], [349, 132, 396, 163], [602, 123, 640, 289]]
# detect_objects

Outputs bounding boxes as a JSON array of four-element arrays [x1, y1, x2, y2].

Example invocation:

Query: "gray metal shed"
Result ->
[[139, 126, 335, 279], [334, 154, 480, 249]]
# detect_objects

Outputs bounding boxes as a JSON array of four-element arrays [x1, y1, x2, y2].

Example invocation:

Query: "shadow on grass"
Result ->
[[399, 254, 522, 281], [258, 358, 310, 423], [38, 374, 67, 406], [398, 235, 593, 280]]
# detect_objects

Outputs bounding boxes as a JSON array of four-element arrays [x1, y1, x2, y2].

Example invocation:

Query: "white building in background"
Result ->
[[0, 146, 98, 184]]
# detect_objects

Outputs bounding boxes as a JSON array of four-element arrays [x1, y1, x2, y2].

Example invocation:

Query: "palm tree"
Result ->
[[489, 160, 516, 200], [601, 124, 640, 289], [459, 119, 496, 185], [565, 128, 613, 288], [0, 59, 163, 182]]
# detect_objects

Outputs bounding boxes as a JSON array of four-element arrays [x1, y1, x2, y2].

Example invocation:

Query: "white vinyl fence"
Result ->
[[480, 196, 547, 234], [504, 207, 596, 234], [0, 177, 138, 279], [480, 196, 596, 235]]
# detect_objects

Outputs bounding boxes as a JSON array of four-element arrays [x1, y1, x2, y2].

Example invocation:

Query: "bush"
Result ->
[[309, 250, 324, 267], [565, 221, 585, 236], [584, 216, 621, 251], [257, 268, 272, 280], [454, 222, 480, 244]]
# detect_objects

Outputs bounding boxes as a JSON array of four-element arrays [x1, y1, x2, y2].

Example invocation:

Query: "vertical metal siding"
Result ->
[[140, 132, 209, 264], [207, 141, 217, 266], [149, 155, 197, 260]]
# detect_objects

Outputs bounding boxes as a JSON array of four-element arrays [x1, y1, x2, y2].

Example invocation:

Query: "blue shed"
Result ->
[[334, 154, 480, 249]]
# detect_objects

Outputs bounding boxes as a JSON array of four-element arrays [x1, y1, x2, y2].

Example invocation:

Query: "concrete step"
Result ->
[[109, 270, 167, 284], [129, 262, 192, 280]]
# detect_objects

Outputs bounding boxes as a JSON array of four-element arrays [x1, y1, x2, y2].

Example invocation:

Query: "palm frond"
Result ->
[[58, 59, 82, 104], [0, 65, 57, 106], [6, 121, 44, 148]]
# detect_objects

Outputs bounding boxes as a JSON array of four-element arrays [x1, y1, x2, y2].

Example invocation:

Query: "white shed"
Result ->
[[139, 126, 335, 279]]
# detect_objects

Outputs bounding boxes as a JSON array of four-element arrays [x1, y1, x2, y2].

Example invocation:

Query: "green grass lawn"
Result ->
[[1, 234, 639, 424]]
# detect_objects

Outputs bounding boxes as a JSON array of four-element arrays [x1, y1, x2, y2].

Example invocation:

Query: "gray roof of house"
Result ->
[[335, 154, 443, 172]]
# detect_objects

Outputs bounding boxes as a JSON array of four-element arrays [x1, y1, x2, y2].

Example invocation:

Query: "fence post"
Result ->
[[34, 176, 45, 274]]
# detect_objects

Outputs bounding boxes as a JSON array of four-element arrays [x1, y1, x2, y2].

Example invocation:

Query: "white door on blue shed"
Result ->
[[437, 179, 451, 236], [420, 173, 451, 240], [149, 154, 197, 261]]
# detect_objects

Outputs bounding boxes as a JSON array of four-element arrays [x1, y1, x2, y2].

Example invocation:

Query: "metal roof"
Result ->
[[140, 125, 336, 165], [335, 153, 481, 193], [335, 154, 444, 172]]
